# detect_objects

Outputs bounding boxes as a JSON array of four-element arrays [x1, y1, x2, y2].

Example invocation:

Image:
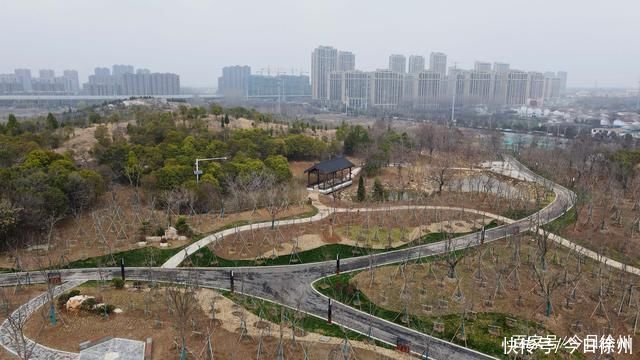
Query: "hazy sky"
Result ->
[[3, 0, 639, 88]]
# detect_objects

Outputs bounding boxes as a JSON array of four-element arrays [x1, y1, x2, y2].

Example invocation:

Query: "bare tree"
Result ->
[[0, 288, 38, 360], [428, 162, 451, 195], [165, 283, 199, 359]]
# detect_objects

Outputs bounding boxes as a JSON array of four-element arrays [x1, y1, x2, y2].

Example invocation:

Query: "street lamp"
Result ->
[[194, 157, 227, 183]]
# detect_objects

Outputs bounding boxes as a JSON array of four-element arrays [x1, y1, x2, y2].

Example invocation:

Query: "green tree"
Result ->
[[5, 114, 19, 136], [356, 176, 366, 202], [372, 178, 385, 202], [46, 113, 59, 130], [224, 114, 230, 125], [264, 155, 291, 182], [210, 104, 223, 116]]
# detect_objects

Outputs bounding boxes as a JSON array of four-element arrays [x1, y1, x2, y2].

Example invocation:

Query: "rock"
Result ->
[[145, 236, 162, 243], [177, 236, 188, 241], [165, 227, 178, 240], [137, 241, 147, 247], [113, 308, 123, 314], [160, 242, 169, 248], [66, 295, 94, 311]]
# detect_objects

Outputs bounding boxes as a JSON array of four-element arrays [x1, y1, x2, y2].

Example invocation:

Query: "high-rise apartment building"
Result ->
[[337, 51, 356, 72], [468, 70, 493, 105], [343, 71, 370, 110], [416, 71, 442, 109], [218, 65, 251, 98], [527, 72, 545, 105], [122, 72, 180, 96], [311, 46, 338, 101], [389, 54, 406, 74], [474, 61, 492, 72], [408, 55, 425, 74], [14, 69, 32, 92], [493, 62, 510, 74], [112, 64, 134, 77], [370, 69, 403, 109], [39, 69, 55, 83], [506, 70, 529, 105], [429, 52, 447, 76], [557, 71, 568, 94], [63, 70, 80, 94]]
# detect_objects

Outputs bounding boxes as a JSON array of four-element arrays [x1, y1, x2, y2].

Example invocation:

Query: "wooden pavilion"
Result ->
[[304, 157, 355, 190]]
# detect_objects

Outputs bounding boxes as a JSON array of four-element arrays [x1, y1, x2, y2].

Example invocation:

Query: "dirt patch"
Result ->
[[212, 209, 494, 260], [352, 236, 637, 347], [23, 283, 397, 359]]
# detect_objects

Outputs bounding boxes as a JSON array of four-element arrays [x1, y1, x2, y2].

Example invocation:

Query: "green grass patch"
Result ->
[[67, 246, 182, 268], [220, 290, 392, 349]]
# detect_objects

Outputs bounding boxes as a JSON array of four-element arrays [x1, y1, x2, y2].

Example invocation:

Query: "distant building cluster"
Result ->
[[217, 66, 311, 99], [84, 65, 180, 96], [311, 45, 569, 111], [0, 65, 180, 96], [0, 69, 79, 95]]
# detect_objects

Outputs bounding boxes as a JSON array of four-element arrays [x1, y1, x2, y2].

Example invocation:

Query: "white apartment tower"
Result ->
[[408, 55, 425, 74], [389, 54, 406, 73], [416, 71, 442, 108], [506, 70, 529, 105], [429, 52, 447, 76], [493, 62, 510, 73], [474, 61, 492, 72], [370, 69, 403, 109], [337, 51, 356, 72], [311, 46, 338, 100], [557, 71, 568, 94]]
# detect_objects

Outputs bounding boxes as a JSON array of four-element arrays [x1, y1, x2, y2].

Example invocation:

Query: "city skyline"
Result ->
[[2, 1, 639, 89]]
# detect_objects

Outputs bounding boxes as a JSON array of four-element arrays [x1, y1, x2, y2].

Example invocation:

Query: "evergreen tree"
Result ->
[[224, 113, 230, 125], [46, 112, 59, 130], [372, 178, 385, 202], [220, 118, 225, 128], [356, 176, 366, 202], [5, 114, 19, 135]]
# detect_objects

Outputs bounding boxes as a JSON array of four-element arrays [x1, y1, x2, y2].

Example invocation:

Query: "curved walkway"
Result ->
[[0, 280, 84, 360], [0, 156, 583, 360]]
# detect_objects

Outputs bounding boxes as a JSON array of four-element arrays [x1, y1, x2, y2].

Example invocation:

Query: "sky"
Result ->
[[2, 0, 639, 88]]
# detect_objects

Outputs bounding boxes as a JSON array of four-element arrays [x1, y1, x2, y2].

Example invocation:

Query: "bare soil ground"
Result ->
[[22, 284, 398, 360], [0, 186, 314, 271], [559, 197, 640, 268], [54, 122, 130, 161], [351, 235, 639, 352], [211, 209, 494, 260]]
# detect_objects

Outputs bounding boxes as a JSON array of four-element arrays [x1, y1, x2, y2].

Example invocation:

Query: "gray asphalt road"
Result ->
[[0, 157, 574, 359]]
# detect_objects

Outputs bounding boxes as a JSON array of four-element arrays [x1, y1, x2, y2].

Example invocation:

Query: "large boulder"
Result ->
[[165, 227, 178, 240], [66, 295, 95, 311]]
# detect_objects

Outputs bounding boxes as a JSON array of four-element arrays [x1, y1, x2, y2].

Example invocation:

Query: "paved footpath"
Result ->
[[0, 280, 85, 360]]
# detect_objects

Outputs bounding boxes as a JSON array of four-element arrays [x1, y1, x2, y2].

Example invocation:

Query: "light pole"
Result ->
[[194, 157, 227, 183]]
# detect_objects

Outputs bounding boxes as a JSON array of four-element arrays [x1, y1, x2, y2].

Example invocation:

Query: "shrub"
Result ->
[[153, 226, 165, 236], [57, 289, 81, 309], [93, 304, 116, 315], [111, 277, 125, 289], [79, 297, 97, 312], [174, 216, 191, 236]]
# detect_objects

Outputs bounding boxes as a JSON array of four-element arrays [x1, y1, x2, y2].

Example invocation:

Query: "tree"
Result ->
[[46, 113, 59, 130], [209, 104, 223, 116], [264, 155, 291, 182], [428, 163, 451, 195], [357, 176, 366, 202], [372, 178, 385, 202], [165, 285, 198, 360], [6, 114, 19, 136], [224, 113, 230, 125]]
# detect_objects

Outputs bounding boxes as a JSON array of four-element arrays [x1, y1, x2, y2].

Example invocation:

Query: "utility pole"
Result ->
[[194, 157, 227, 183]]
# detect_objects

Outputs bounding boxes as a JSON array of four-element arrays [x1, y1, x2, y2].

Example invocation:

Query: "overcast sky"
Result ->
[[2, 0, 639, 88]]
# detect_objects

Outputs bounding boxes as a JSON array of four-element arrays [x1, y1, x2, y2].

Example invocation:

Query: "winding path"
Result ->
[[0, 156, 583, 359]]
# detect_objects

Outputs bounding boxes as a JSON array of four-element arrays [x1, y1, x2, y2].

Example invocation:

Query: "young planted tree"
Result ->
[[372, 178, 385, 202], [165, 284, 199, 360], [356, 176, 365, 202]]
